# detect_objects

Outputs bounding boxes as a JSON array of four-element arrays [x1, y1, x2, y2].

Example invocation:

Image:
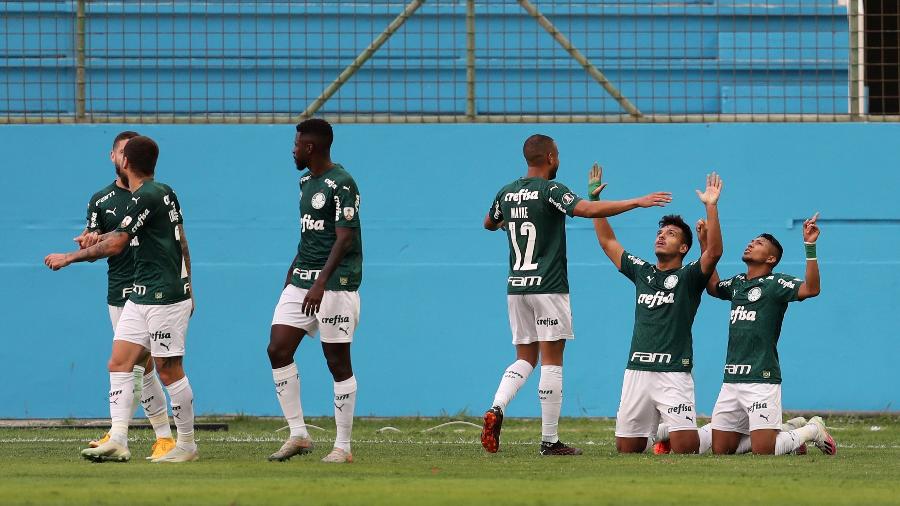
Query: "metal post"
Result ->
[[848, 0, 864, 118], [300, 0, 426, 120], [517, 0, 642, 118], [75, 0, 87, 121], [465, 0, 476, 120]]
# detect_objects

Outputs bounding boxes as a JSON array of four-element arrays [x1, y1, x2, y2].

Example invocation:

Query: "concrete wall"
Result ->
[[1, 122, 897, 417]]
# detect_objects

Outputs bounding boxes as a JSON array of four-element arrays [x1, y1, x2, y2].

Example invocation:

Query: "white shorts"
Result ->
[[108, 305, 124, 332], [271, 285, 360, 344], [615, 369, 697, 438], [710, 383, 783, 434], [113, 299, 192, 357], [507, 293, 574, 345]]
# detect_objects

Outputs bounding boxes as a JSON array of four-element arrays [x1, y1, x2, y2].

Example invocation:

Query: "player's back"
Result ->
[[490, 177, 581, 295], [87, 181, 134, 305]]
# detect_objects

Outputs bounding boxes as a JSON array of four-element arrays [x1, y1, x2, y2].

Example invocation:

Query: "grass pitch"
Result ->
[[1, 415, 898, 505]]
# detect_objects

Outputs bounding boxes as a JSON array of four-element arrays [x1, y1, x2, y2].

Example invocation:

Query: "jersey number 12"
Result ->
[[508, 222, 538, 271]]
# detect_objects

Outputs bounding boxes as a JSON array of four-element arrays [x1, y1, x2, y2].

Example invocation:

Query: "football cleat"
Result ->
[[783, 417, 808, 431], [146, 437, 177, 460], [653, 439, 672, 455], [88, 432, 110, 448], [267, 437, 314, 462], [539, 440, 583, 456], [808, 416, 837, 456], [81, 439, 130, 463], [481, 406, 503, 453], [151, 444, 199, 463], [321, 447, 353, 463]]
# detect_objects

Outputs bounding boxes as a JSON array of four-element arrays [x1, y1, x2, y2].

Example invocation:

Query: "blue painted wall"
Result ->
[[1, 123, 898, 418]]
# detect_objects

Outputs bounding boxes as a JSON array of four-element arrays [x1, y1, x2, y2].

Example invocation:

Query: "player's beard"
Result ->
[[549, 164, 559, 180], [294, 156, 308, 171]]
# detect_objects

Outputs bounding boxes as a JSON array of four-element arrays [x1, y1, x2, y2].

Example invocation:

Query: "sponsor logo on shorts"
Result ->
[[504, 189, 539, 203], [667, 403, 693, 415], [151, 331, 172, 351], [321, 314, 350, 326], [724, 364, 752, 375], [508, 276, 542, 287], [536, 317, 559, 326], [293, 268, 321, 281], [301, 214, 325, 232], [747, 401, 768, 413], [637, 291, 675, 309], [631, 352, 672, 364], [730, 305, 757, 324]]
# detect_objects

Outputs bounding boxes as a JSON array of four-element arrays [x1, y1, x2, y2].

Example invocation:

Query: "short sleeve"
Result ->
[[166, 191, 183, 225], [685, 259, 713, 291], [116, 193, 156, 237], [488, 190, 504, 223], [619, 250, 646, 283], [712, 275, 738, 301], [544, 182, 582, 217], [772, 275, 803, 303], [334, 179, 360, 228], [85, 198, 101, 232]]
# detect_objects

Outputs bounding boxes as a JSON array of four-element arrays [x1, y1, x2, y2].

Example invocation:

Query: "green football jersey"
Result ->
[[712, 273, 803, 384], [290, 164, 363, 292], [115, 180, 191, 305], [489, 178, 583, 294], [86, 181, 135, 306], [619, 251, 710, 372]]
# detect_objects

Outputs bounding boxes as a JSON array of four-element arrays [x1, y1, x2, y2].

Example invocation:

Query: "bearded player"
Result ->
[[480, 135, 672, 455], [589, 165, 723, 454], [46, 136, 198, 463], [75, 131, 175, 459], [266, 119, 362, 464], [687, 213, 836, 456]]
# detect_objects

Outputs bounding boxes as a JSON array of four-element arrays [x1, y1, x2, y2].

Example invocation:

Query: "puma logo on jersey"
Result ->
[[730, 306, 757, 324], [105, 207, 117, 216], [131, 197, 140, 204], [646, 276, 653, 283], [637, 291, 675, 309], [504, 189, 539, 203]]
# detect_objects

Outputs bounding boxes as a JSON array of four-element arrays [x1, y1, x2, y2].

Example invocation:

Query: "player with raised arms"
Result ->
[[266, 119, 362, 464], [656, 213, 835, 456], [480, 134, 672, 455], [589, 165, 723, 454], [45, 136, 197, 463], [75, 131, 175, 460]]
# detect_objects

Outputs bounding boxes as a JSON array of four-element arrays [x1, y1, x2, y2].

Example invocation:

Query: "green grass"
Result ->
[[1, 415, 899, 505]]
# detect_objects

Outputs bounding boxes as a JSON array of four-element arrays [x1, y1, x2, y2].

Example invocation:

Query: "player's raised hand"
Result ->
[[636, 192, 672, 208], [695, 172, 723, 206], [696, 219, 708, 245], [587, 163, 608, 201], [802, 212, 820, 243], [44, 253, 71, 271]]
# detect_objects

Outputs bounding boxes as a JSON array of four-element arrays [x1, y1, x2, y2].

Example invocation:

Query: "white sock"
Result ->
[[657, 423, 670, 442], [108, 371, 135, 445], [644, 436, 656, 452], [333, 376, 358, 453], [538, 365, 562, 443], [165, 376, 195, 448], [698, 424, 713, 454], [735, 435, 752, 454], [773, 423, 819, 455], [130, 365, 145, 416], [491, 360, 533, 412], [273, 363, 309, 439], [141, 371, 172, 439]]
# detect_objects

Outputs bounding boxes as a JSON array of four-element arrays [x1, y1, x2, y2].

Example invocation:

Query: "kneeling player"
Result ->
[[690, 213, 836, 455]]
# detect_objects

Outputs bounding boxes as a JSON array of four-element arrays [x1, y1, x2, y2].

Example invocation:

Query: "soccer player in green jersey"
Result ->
[[75, 131, 176, 459], [46, 136, 198, 463], [266, 119, 362, 464], [480, 135, 672, 456], [589, 165, 724, 454], [691, 212, 836, 455]]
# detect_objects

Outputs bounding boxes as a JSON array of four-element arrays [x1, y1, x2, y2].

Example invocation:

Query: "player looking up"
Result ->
[[267, 119, 362, 464], [480, 135, 672, 456], [589, 165, 723, 454], [45, 135, 197, 463]]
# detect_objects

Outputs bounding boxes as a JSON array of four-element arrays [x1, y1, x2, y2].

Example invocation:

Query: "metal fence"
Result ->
[[1, 1, 897, 123]]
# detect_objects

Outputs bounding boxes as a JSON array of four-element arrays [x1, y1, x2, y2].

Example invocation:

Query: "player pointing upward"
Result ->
[[481, 134, 672, 455]]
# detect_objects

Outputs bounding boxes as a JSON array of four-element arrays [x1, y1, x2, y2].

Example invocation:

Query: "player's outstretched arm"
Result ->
[[696, 172, 723, 276], [573, 163, 671, 219], [797, 212, 821, 300], [697, 218, 721, 295], [44, 231, 130, 270], [301, 226, 354, 316], [584, 165, 626, 269]]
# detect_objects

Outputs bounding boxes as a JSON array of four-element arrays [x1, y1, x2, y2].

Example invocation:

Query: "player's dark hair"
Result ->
[[296, 118, 334, 151], [123, 135, 159, 176], [659, 214, 693, 256], [759, 233, 783, 266], [112, 130, 139, 148], [522, 134, 556, 165]]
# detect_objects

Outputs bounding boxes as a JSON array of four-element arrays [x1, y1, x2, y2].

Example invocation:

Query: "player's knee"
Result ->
[[325, 357, 352, 381], [712, 443, 735, 455], [267, 343, 291, 367]]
